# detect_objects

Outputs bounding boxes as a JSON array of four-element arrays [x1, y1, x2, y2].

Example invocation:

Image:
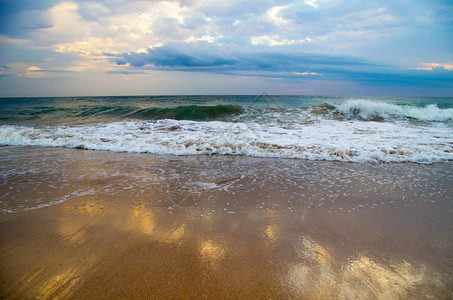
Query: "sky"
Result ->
[[0, 0, 452, 97]]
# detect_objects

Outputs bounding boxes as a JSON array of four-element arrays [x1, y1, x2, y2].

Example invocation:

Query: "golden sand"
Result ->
[[0, 147, 452, 299]]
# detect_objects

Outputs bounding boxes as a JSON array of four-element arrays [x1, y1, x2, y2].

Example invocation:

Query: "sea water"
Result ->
[[0, 95, 452, 163]]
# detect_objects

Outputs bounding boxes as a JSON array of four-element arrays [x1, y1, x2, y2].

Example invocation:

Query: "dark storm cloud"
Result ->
[[114, 42, 453, 87]]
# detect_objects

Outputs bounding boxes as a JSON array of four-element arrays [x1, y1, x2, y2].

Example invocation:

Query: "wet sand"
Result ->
[[0, 146, 452, 299]]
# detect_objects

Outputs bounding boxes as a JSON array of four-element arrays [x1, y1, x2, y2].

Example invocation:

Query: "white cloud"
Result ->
[[305, 0, 318, 8], [251, 35, 312, 46], [267, 5, 289, 25], [411, 63, 453, 71], [16, 1, 212, 73], [294, 71, 322, 76], [78, 2, 111, 21], [35, 2, 88, 45], [185, 34, 223, 43], [0, 0, 420, 66]]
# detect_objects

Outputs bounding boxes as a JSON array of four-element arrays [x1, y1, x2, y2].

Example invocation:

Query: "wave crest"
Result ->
[[336, 100, 453, 122]]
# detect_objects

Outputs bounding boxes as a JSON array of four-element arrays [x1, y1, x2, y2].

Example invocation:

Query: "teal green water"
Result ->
[[0, 95, 451, 125]]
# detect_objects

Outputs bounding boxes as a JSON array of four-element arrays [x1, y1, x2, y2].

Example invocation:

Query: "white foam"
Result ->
[[337, 99, 453, 122], [0, 118, 452, 163], [3, 195, 70, 213]]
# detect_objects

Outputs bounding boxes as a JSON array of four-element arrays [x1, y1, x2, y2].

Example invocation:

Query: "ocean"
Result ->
[[1, 94, 452, 163]]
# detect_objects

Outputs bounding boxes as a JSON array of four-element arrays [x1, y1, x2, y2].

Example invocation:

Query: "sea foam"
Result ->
[[1, 118, 452, 163], [336, 100, 453, 122]]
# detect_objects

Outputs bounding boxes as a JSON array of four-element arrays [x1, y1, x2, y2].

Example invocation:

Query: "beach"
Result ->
[[1, 0, 453, 297], [1, 146, 452, 299]]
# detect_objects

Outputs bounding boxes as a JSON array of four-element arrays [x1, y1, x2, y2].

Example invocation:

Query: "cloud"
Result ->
[[0, 0, 452, 96], [113, 42, 453, 88], [251, 35, 311, 46], [115, 42, 373, 71], [331, 67, 453, 88], [0, 64, 11, 77], [3, 0, 451, 65], [77, 2, 111, 22], [25, 66, 47, 78], [412, 63, 453, 71], [105, 70, 146, 75], [116, 43, 236, 68], [294, 71, 322, 76], [267, 5, 289, 25]]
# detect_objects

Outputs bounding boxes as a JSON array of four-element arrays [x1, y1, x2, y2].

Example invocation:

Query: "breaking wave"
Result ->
[[335, 100, 453, 122]]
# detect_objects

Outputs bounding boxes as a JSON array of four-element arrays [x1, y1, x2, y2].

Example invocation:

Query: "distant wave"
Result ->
[[335, 100, 453, 122], [131, 104, 244, 121], [0, 104, 245, 124], [2, 98, 452, 125], [75, 104, 244, 121]]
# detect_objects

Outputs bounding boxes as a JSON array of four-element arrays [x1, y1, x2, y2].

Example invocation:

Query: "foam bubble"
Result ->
[[0, 118, 452, 164]]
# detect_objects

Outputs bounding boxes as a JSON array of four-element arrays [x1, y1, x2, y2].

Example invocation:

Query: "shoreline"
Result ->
[[1, 146, 452, 298]]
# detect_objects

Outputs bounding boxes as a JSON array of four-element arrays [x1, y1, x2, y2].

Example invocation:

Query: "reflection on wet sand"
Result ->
[[340, 255, 434, 299], [124, 204, 156, 236], [265, 224, 279, 244], [2, 199, 447, 299], [200, 240, 227, 267], [288, 235, 336, 298], [165, 224, 187, 244], [1, 147, 452, 299], [58, 219, 88, 246], [287, 235, 441, 299], [37, 269, 81, 300]]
